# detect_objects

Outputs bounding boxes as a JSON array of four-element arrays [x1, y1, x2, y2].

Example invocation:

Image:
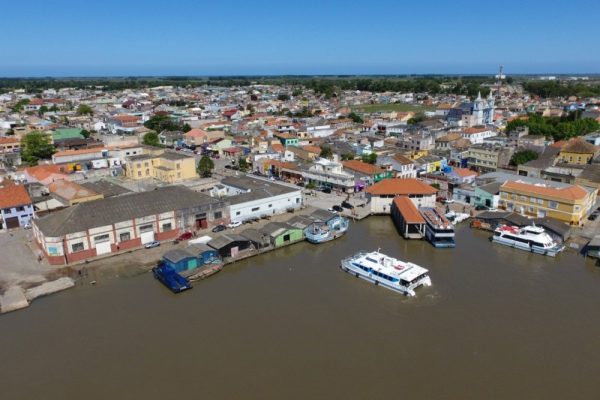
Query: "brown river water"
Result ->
[[2, 217, 599, 400]]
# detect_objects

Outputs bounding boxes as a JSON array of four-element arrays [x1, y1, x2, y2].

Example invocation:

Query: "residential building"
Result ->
[[498, 180, 596, 225], [460, 126, 496, 144], [467, 144, 513, 173], [557, 138, 597, 165], [125, 151, 196, 183], [33, 186, 229, 265], [48, 180, 104, 206], [342, 160, 393, 186], [377, 154, 417, 178], [302, 158, 355, 192], [365, 178, 437, 214], [0, 184, 35, 230]]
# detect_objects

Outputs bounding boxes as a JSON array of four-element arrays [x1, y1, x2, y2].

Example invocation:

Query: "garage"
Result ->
[[95, 241, 112, 255], [140, 230, 155, 244], [5, 217, 20, 229]]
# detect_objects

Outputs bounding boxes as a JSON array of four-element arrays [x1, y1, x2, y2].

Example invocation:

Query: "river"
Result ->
[[2, 217, 599, 399]]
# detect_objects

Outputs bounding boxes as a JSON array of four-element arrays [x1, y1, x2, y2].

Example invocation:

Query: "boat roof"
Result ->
[[354, 251, 428, 281]]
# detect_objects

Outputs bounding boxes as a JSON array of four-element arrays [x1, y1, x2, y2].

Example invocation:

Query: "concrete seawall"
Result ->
[[0, 278, 75, 314]]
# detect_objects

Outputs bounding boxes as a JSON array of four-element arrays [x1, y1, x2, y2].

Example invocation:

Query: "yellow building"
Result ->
[[499, 180, 597, 225], [558, 138, 597, 165], [125, 151, 197, 183]]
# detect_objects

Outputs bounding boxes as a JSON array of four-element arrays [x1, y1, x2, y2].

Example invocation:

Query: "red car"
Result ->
[[176, 231, 193, 241]]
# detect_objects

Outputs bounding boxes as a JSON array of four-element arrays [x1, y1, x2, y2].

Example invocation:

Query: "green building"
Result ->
[[260, 222, 304, 248]]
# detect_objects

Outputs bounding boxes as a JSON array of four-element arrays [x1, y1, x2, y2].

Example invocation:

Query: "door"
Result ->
[[140, 231, 155, 244], [95, 241, 112, 255], [5, 217, 19, 229]]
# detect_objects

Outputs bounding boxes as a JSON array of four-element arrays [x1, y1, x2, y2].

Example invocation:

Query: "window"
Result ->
[[214, 211, 223, 219], [144, 162, 149, 167], [537, 199, 543, 205], [520, 196, 527, 202], [176, 163, 180, 170], [296, 198, 300, 204], [528, 206, 535, 213], [71, 242, 84, 252], [530, 197, 536, 204], [139, 224, 153, 232], [268, 204, 272, 208], [16, 206, 25, 212], [119, 232, 131, 242], [251, 207, 260, 212], [137, 171, 142, 177], [94, 234, 109, 242], [236, 211, 241, 216], [145, 169, 150, 176], [162, 223, 172, 231], [549, 201, 558, 209]]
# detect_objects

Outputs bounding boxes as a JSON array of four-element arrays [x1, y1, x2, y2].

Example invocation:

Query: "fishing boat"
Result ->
[[152, 263, 193, 293], [304, 214, 349, 244], [492, 224, 564, 256], [340, 250, 431, 296]]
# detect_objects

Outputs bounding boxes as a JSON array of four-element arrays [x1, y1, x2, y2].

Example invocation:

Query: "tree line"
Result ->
[[506, 113, 599, 141]]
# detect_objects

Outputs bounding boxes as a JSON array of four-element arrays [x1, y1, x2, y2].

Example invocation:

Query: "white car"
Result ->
[[442, 199, 455, 204], [227, 221, 242, 228]]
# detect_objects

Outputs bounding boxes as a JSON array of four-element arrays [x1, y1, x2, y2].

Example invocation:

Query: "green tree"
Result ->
[[306, 182, 316, 190], [142, 131, 160, 147], [144, 114, 180, 132], [292, 88, 302, 97], [238, 157, 249, 172], [510, 149, 539, 166], [38, 105, 49, 116], [341, 153, 355, 161], [361, 153, 377, 164], [21, 132, 55, 166], [277, 93, 290, 101], [76, 104, 93, 115], [197, 155, 214, 177], [182, 123, 192, 133], [11, 99, 30, 112], [348, 112, 363, 123], [319, 145, 334, 160], [81, 129, 91, 139]]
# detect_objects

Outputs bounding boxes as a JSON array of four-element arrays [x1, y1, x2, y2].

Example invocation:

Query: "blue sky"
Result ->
[[1, 0, 599, 76]]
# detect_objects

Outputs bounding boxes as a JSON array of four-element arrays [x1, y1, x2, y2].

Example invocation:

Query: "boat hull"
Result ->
[[492, 236, 564, 257]]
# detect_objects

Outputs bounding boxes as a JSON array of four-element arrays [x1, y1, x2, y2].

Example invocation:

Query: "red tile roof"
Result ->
[[342, 160, 385, 175], [501, 180, 589, 202], [366, 178, 437, 196], [452, 167, 477, 178], [393, 197, 425, 224], [0, 184, 32, 208]]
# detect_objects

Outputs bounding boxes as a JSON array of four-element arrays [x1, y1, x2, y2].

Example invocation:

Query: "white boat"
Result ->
[[492, 224, 564, 256], [340, 250, 431, 296]]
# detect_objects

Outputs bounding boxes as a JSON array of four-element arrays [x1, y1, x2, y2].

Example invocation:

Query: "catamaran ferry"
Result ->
[[492, 224, 564, 256], [340, 250, 431, 296]]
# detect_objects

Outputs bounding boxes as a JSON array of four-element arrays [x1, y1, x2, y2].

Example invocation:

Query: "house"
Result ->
[[474, 181, 503, 209], [107, 114, 141, 134], [158, 130, 185, 147], [274, 132, 299, 147], [377, 154, 417, 179], [467, 144, 513, 173], [33, 186, 229, 265], [447, 167, 477, 184], [124, 151, 196, 183], [0, 136, 21, 166], [219, 176, 303, 223], [498, 180, 596, 225], [460, 126, 496, 144], [302, 158, 355, 192], [557, 138, 597, 165], [23, 164, 69, 185], [48, 179, 104, 206], [365, 178, 437, 214], [342, 159, 393, 186], [0, 184, 35, 230]]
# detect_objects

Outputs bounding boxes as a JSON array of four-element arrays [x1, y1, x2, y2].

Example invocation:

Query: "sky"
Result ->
[[1, 0, 599, 77]]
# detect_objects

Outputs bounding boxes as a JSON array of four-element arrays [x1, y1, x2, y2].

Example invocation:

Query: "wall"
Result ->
[[229, 191, 303, 223], [369, 194, 436, 214]]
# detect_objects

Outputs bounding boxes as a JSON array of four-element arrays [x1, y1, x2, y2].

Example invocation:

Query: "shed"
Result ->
[[260, 222, 304, 247], [208, 234, 252, 258], [240, 228, 271, 249], [188, 243, 220, 265], [162, 249, 198, 273]]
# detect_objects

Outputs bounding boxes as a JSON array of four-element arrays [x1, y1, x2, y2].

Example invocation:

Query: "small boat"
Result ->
[[304, 215, 349, 244], [491, 224, 564, 256], [152, 264, 193, 293], [340, 250, 431, 296]]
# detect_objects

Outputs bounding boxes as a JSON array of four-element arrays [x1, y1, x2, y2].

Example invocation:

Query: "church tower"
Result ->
[[484, 90, 495, 124], [472, 91, 484, 125]]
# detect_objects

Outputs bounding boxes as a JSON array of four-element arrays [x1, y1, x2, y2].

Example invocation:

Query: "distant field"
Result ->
[[351, 103, 434, 113]]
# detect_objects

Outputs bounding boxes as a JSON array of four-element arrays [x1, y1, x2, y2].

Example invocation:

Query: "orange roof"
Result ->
[[302, 145, 321, 154], [24, 165, 68, 182], [501, 180, 589, 202], [393, 197, 425, 224], [271, 143, 284, 153], [0, 137, 19, 145], [112, 115, 140, 122], [266, 160, 296, 170], [550, 140, 567, 149], [48, 180, 99, 200], [366, 178, 437, 196], [342, 160, 384, 175], [185, 128, 209, 138], [462, 126, 489, 134], [452, 167, 477, 178], [0, 184, 32, 208]]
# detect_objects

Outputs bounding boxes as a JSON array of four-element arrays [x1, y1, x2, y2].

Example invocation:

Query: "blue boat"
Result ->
[[304, 210, 350, 244], [152, 263, 193, 293]]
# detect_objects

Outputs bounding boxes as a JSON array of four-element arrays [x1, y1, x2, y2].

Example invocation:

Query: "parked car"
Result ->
[[321, 187, 332, 194], [475, 205, 488, 211], [588, 213, 598, 221], [144, 241, 160, 249], [332, 205, 344, 212], [212, 224, 226, 233], [442, 199, 455, 204], [228, 221, 242, 228], [176, 231, 193, 241], [341, 201, 354, 209], [23, 222, 32, 230]]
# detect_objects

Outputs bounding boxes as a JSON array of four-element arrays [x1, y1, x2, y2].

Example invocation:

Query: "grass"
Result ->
[[351, 103, 434, 113]]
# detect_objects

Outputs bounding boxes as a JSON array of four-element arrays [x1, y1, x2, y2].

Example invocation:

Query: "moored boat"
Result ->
[[304, 214, 349, 244], [340, 250, 431, 296], [491, 224, 564, 256], [152, 263, 193, 293]]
